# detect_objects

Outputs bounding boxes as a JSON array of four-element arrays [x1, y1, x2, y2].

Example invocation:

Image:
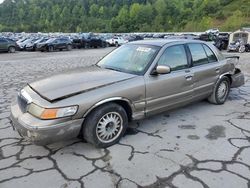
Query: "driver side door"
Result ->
[[144, 44, 194, 116]]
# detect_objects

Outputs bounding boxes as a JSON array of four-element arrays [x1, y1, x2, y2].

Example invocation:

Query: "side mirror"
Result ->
[[153, 65, 171, 75]]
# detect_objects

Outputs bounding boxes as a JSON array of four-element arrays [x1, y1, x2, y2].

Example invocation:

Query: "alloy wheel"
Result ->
[[217, 81, 228, 100], [96, 112, 123, 143]]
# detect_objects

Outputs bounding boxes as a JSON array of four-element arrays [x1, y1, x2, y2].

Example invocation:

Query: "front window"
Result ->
[[158, 45, 188, 71], [97, 44, 159, 75]]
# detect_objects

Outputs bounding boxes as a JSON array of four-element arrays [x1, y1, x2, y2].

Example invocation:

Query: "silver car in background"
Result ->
[[11, 40, 244, 148]]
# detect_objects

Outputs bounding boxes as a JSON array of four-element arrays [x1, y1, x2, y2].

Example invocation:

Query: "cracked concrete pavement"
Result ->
[[0, 48, 250, 188]]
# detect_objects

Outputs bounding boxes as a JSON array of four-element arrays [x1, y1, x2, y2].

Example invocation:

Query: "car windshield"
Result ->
[[97, 44, 159, 75]]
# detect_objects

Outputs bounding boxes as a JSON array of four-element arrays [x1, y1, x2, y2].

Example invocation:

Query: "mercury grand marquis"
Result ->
[[11, 40, 245, 148]]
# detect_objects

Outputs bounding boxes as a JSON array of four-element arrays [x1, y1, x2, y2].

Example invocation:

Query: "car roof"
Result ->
[[129, 39, 205, 47]]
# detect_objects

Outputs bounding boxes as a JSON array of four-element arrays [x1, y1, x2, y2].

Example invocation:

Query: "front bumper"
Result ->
[[228, 46, 237, 51], [10, 103, 84, 145]]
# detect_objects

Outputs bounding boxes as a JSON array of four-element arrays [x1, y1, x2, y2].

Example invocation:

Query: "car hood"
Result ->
[[28, 66, 137, 102]]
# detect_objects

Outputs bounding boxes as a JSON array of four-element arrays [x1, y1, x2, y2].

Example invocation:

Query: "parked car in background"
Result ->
[[11, 39, 244, 148], [17, 38, 35, 50], [227, 39, 250, 53], [165, 35, 199, 40], [214, 33, 229, 51], [0, 37, 17, 53], [106, 36, 126, 47], [16, 38, 28, 47], [152, 33, 165, 38], [72, 36, 85, 49], [26, 37, 49, 51], [199, 33, 217, 42], [37, 38, 72, 52], [205, 28, 219, 35], [124, 35, 144, 42], [88, 35, 107, 48], [72, 33, 107, 48]]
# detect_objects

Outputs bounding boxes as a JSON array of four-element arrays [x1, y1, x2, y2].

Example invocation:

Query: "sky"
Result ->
[[0, 0, 3, 3]]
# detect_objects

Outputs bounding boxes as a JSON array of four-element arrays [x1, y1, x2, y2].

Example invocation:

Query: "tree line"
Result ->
[[0, 0, 249, 33]]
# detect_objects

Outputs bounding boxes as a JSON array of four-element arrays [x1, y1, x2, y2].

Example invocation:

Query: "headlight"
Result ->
[[28, 103, 78, 120]]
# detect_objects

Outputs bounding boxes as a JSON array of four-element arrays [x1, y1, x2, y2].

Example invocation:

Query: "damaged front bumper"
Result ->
[[10, 103, 84, 145]]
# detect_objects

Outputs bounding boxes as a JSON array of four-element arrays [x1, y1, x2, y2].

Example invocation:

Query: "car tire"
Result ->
[[208, 76, 230, 105], [115, 42, 119, 47], [67, 44, 72, 51], [239, 45, 245, 53], [48, 46, 54, 52], [245, 45, 250, 52], [8, 46, 16, 53], [83, 103, 128, 148]]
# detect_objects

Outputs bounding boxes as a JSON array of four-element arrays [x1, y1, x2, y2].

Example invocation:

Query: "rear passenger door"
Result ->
[[188, 43, 221, 98]]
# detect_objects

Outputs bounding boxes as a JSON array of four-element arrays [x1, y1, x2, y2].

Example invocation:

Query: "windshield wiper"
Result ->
[[94, 64, 101, 68], [104, 66, 123, 73]]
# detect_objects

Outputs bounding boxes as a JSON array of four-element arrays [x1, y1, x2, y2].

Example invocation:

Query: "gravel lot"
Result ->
[[0, 48, 250, 188]]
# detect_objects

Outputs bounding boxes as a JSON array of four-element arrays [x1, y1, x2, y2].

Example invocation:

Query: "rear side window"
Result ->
[[203, 44, 217, 63], [158, 45, 188, 71], [188, 43, 208, 66]]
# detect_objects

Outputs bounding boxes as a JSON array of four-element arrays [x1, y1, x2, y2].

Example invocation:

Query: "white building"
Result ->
[[229, 28, 250, 44]]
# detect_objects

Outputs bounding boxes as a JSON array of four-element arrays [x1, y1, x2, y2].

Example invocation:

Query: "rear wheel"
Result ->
[[239, 45, 245, 53], [8, 46, 16, 53], [83, 103, 128, 148], [208, 76, 230, 105]]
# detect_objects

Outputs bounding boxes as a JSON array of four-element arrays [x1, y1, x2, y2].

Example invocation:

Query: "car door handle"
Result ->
[[215, 67, 220, 73], [185, 75, 193, 81]]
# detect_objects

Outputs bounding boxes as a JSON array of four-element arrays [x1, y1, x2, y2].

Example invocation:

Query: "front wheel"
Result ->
[[8, 46, 16, 53], [208, 76, 230, 105], [83, 103, 128, 148]]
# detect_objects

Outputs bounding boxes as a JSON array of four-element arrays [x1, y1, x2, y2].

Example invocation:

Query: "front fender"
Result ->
[[82, 97, 134, 118]]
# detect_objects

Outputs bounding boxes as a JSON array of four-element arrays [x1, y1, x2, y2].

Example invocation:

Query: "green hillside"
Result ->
[[0, 0, 249, 32]]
